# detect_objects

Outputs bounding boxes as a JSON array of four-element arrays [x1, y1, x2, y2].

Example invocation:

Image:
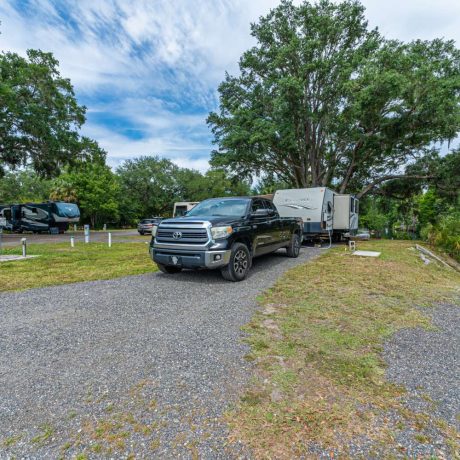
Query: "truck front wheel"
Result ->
[[157, 263, 182, 274], [221, 243, 251, 282]]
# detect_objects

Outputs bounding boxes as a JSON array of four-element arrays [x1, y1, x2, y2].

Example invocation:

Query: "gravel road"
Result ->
[[0, 246, 321, 459], [383, 302, 460, 458]]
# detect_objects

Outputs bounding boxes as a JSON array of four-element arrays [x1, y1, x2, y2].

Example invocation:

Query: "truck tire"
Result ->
[[221, 242, 251, 282], [157, 263, 182, 274], [286, 232, 301, 258]]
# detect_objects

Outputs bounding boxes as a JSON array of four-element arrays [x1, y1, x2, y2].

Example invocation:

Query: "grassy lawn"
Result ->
[[0, 242, 156, 292], [230, 240, 459, 458]]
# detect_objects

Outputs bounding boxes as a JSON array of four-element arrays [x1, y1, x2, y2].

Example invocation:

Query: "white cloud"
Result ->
[[1, 0, 459, 170]]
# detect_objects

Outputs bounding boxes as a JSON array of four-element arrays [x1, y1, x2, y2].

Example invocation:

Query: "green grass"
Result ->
[[0, 242, 156, 292], [229, 240, 459, 458]]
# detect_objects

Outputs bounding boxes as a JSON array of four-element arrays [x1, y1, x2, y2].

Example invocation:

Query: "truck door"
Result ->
[[264, 199, 286, 246], [250, 199, 272, 256]]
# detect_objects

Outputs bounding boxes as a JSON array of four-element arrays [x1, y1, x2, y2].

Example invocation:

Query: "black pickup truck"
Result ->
[[149, 197, 303, 281]]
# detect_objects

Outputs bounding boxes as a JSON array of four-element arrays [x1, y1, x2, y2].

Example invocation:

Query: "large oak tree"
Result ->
[[0, 49, 86, 177], [208, 0, 460, 197]]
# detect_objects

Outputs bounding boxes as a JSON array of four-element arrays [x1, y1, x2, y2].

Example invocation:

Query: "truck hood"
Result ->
[[160, 215, 244, 226]]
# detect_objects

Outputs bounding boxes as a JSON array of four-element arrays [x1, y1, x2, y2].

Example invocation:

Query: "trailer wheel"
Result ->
[[286, 232, 301, 258], [221, 243, 251, 282], [157, 263, 182, 274]]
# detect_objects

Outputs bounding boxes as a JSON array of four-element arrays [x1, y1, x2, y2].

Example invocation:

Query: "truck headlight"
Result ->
[[152, 225, 158, 237], [211, 226, 233, 240]]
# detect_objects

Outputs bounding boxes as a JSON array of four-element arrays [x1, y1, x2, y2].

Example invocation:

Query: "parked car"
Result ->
[[355, 229, 371, 240], [138, 218, 162, 235], [149, 197, 303, 281]]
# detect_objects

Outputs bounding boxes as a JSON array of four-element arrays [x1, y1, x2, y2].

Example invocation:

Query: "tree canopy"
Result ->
[[116, 156, 251, 222], [208, 0, 460, 197], [0, 49, 87, 177]]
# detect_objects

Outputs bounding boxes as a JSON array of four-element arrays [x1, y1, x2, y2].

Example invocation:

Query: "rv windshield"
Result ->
[[55, 202, 80, 218], [186, 199, 249, 217]]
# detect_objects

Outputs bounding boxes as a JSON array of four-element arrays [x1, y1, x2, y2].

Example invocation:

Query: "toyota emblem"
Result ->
[[173, 231, 182, 239]]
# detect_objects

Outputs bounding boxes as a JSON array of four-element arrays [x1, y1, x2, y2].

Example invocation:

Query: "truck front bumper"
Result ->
[[151, 247, 231, 269]]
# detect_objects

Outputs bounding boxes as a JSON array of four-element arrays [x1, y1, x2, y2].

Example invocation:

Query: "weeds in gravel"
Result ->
[[31, 424, 54, 444], [229, 240, 459, 458], [0, 242, 156, 292], [1, 434, 22, 447]]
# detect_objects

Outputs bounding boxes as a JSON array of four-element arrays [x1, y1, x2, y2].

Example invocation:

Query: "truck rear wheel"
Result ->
[[157, 263, 182, 274], [286, 233, 301, 258], [221, 243, 250, 282]]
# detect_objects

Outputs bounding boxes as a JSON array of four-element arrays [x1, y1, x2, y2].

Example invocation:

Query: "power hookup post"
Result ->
[[21, 237, 27, 257], [84, 224, 90, 244]]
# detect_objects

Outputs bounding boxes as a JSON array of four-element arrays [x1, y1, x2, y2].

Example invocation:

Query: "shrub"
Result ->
[[421, 211, 460, 262]]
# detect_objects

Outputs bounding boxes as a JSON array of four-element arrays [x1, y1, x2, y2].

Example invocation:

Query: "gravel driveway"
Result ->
[[383, 302, 460, 458], [0, 247, 321, 459]]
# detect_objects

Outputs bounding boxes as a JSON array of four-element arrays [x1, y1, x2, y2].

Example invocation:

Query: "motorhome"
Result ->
[[172, 202, 199, 217], [273, 187, 358, 240], [0, 201, 80, 233]]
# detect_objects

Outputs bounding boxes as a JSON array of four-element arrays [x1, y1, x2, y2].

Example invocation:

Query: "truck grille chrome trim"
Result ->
[[155, 221, 212, 247]]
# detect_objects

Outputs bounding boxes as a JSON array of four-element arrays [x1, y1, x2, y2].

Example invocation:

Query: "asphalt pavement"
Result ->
[[0, 229, 144, 247]]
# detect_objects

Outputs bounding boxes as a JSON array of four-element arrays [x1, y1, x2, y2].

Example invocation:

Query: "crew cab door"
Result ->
[[263, 199, 284, 246], [250, 199, 273, 256], [269, 200, 293, 246]]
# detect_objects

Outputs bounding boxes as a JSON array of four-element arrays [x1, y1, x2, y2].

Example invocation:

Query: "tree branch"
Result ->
[[357, 174, 433, 199]]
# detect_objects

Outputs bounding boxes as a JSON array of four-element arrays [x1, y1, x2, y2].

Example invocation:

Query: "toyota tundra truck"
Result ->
[[149, 196, 303, 281]]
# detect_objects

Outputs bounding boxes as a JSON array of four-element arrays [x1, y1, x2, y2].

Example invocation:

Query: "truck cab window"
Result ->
[[251, 199, 265, 213]]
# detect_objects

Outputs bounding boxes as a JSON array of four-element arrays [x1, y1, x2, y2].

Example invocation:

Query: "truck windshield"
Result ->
[[186, 199, 249, 217], [54, 202, 80, 218]]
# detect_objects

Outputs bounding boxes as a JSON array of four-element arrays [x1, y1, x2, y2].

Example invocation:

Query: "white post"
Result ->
[[74, 224, 77, 232], [84, 224, 90, 244], [21, 237, 27, 257], [103, 223, 107, 231], [70, 236, 75, 248], [108, 232, 112, 248]]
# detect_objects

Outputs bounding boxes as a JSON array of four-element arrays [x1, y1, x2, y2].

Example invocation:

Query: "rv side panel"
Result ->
[[333, 195, 351, 230]]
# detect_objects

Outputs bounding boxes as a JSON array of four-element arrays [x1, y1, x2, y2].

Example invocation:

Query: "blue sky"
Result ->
[[1, 0, 459, 171]]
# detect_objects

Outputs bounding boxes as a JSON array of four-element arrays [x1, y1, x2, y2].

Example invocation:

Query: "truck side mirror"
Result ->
[[251, 208, 270, 218]]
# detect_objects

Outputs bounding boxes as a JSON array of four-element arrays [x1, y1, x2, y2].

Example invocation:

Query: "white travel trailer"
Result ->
[[273, 187, 358, 240], [173, 202, 199, 217]]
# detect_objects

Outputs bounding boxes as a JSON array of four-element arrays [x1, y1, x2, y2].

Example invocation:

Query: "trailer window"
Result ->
[[327, 202, 332, 213]]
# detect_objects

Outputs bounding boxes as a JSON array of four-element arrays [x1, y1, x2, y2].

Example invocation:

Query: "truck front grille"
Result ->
[[156, 227, 209, 244]]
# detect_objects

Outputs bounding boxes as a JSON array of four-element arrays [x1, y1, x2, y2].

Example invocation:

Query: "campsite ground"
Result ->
[[0, 240, 458, 458]]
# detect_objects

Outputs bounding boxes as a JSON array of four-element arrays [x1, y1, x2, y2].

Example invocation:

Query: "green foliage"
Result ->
[[178, 169, 251, 201], [416, 189, 447, 227], [0, 168, 51, 203], [51, 162, 119, 228], [116, 156, 181, 222], [208, 0, 460, 197], [0, 49, 86, 177], [421, 211, 460, 262], [358, 201, 388, 235], [117, 156, 251, 223], [433, 149, 460, 205]]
